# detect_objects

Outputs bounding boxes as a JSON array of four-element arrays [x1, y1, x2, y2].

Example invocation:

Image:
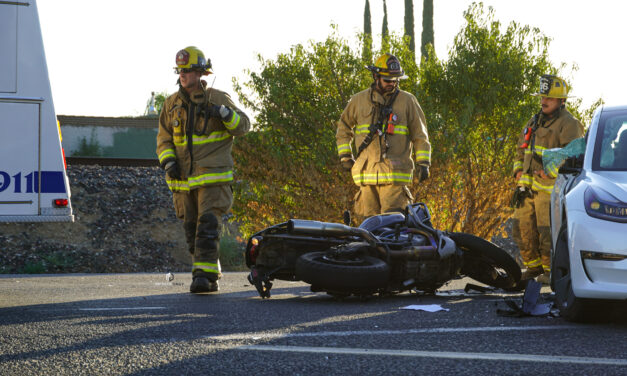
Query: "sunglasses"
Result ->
[[174, 68, 196, 74], [382, 78, 399, 83]]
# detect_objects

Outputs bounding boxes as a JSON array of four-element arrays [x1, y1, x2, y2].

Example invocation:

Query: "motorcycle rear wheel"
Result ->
[[450, 232, 521, 289], [295, 251, 389, 291]]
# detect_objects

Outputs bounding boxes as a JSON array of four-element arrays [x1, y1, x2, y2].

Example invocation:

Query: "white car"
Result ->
[[549, 105, 627, 321]]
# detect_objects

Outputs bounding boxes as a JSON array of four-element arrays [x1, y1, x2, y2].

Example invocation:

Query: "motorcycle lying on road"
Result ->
[[245, 203, 521, 299]]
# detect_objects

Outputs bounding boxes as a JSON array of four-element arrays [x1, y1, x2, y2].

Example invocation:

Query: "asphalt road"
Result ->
[[1, 273, 626, 376]]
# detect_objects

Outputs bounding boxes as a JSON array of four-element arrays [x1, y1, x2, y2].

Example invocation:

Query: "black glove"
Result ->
[[207, 105, 222, 118], [510, 186, 531, 208], [418, 164, 430, 182], [340, 157, 355, 171], [165, 161, 181, 180], [208, 105, 233, 120]]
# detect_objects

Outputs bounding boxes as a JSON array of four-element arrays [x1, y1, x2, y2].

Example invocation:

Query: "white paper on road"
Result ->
[[400, 304, 449, 312]]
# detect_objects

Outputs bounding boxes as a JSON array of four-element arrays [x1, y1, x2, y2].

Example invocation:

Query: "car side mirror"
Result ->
[[558, 154, 583, 174]]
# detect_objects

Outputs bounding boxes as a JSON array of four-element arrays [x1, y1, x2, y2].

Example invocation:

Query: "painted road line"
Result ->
[[208, 325, 578, 341], [78, 307, 166, 311], [239, 345, 627, 366]]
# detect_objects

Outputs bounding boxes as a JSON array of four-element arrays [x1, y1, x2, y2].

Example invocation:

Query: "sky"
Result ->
[[36, 0, 626, 119]]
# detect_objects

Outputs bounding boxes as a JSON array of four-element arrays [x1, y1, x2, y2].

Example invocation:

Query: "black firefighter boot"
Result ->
[[190, 276, 219, 293], [190, 213, 220, 293], [190, 276, 211, 293], [186, 222, 214, 293]]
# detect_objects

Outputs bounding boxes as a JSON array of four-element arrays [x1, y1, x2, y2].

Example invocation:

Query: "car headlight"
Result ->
[[581, 250, 627, 261], [584, 186, 627, 223]]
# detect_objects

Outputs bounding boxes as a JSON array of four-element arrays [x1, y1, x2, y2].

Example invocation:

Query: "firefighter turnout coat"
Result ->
[[156, 86, 250, 192], [336, 86, 430, 186], [513, 107, 584, 194]]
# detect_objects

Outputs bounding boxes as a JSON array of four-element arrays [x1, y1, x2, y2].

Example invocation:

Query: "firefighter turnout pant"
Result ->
[[172, 185, 233, 281], [353, 184, 413, 223], [512, 191, 551, 273]]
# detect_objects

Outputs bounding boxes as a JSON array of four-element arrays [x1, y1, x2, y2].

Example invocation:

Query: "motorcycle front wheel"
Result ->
[[450, 232, 521, 289], [295, 251, 389, 291]]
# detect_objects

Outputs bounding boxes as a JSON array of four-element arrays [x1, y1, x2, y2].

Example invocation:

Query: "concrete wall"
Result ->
[[58, 115, 158, 158]]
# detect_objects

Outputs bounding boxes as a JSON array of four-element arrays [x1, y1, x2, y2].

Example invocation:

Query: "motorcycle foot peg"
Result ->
[[248, 269, 273, 299]]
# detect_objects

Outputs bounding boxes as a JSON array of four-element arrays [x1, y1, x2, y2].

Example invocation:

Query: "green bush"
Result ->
[[231, 4, 601, 241]]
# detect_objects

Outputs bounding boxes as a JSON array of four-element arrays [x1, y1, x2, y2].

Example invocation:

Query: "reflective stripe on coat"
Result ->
[[512, 108, 583, 194], [156, 87, 250, 192], [336, 87, 430, 186]]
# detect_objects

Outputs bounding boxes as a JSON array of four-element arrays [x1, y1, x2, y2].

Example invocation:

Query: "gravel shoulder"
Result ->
[[0, 166, 191, 274], [0, 165, 522, 274]]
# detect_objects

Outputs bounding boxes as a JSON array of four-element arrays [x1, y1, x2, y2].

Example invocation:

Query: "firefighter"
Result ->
[[336, 53, 430, 223], [512, 74, 584, 284], [156, 46, 250, 293]]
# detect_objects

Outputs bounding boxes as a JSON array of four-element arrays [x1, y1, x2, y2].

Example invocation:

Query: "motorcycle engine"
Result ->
[[395, 248, 462, 291]]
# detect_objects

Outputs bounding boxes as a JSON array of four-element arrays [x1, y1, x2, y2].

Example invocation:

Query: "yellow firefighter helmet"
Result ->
[[533, 74, 571, 98], [174, 46, 212, 74], [367, 53, 407, 79]]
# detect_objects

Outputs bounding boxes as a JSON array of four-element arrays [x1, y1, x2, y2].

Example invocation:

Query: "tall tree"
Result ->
[[381, 0, 390, 52], [421, 0, 434, 61], [363, 0, 372, 62], [404, 0, 416, 58]]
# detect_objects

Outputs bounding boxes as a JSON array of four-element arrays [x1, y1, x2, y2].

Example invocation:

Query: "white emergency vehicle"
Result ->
[[0, 0, 74, 222]]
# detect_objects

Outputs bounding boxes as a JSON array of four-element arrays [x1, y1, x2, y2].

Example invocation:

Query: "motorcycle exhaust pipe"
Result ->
[[288, 219, 354, 236], [287, 219, 379, 247]]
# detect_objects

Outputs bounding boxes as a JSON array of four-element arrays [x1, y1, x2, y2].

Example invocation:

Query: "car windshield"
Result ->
[[592, 109, 627, 171]]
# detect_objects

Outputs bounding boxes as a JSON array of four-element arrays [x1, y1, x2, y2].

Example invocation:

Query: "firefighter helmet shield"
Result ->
[[174, 46, 212, 74], [533, 74, 571, 98], [367, 53, 407, 79]]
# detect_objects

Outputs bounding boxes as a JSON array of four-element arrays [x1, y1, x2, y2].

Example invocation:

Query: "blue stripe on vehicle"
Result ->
[[35, 171, 66, 193]]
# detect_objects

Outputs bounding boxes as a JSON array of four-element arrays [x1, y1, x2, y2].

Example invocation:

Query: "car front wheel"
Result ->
[[552, 225, 599, 322]]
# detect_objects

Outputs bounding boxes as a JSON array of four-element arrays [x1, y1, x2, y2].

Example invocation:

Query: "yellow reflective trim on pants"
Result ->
[[352, 172, 412, 184], [513, 161, 522, 170], [355, 124, 371, 134], [524, 258, 542, 268], [158, 149, 176, 163], [224, 111, 241, 129], [188, 171, 234, 187], [192, 261, 221, 274], [337, 143, 351, 154]]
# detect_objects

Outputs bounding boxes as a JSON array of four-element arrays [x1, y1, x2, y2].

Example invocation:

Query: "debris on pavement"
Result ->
[[400, 304, 449, 312], [496, 280, 555, 317]]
